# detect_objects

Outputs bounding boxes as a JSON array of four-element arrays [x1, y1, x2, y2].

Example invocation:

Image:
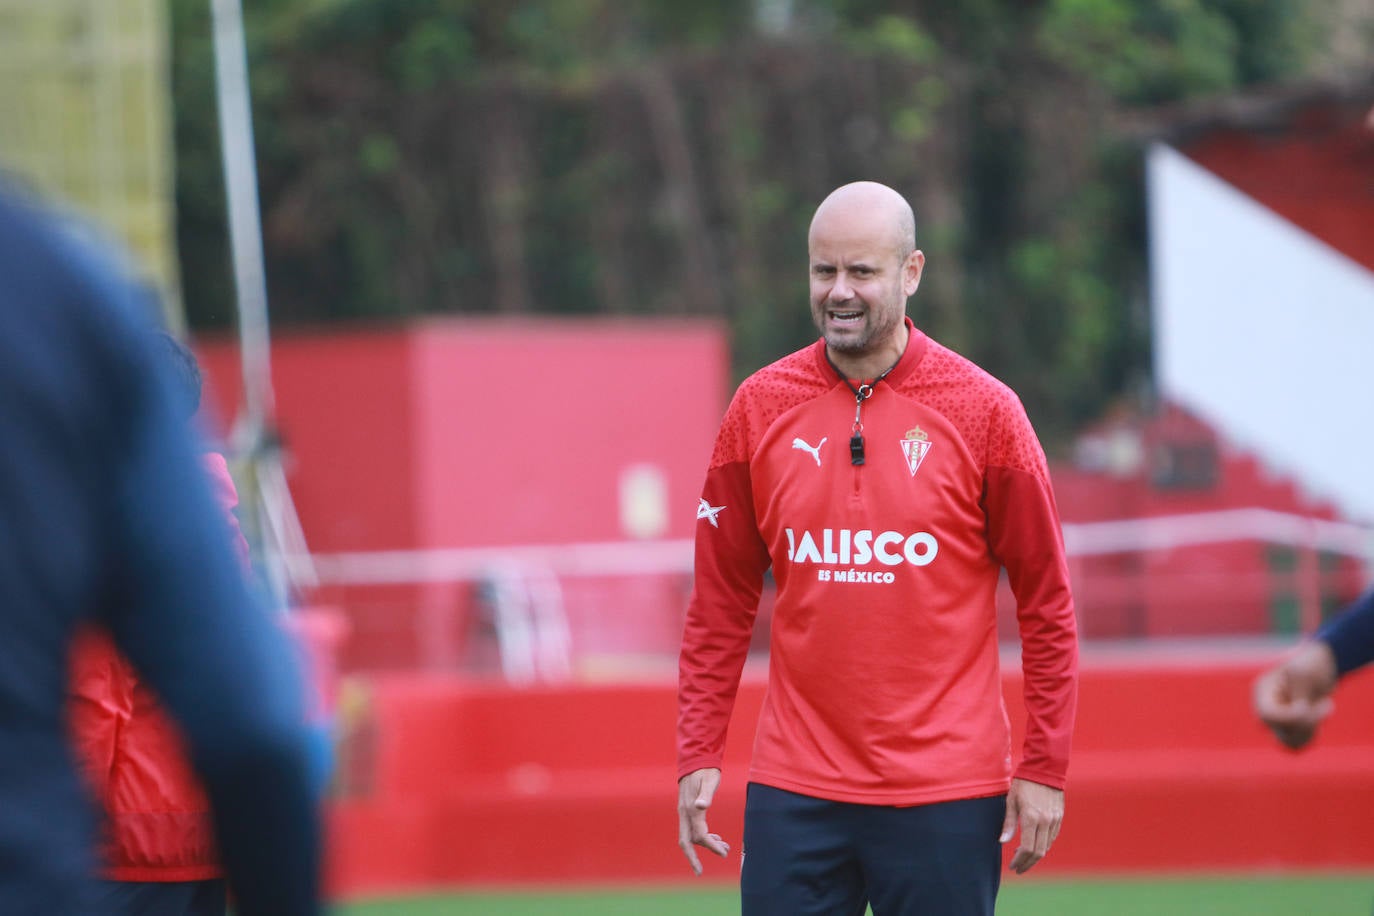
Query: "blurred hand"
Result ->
[[1253, 640, 1338, 750], [677, 768, 729, 876], [1001, 778, 1063, 874]]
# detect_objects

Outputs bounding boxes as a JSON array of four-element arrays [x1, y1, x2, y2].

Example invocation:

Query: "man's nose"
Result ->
[[829, 274, 853, 301]]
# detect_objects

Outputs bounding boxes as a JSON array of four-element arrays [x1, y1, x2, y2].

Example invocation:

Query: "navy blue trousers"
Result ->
[[92, 879, 227, 916], [741, 783, 1004, 916]]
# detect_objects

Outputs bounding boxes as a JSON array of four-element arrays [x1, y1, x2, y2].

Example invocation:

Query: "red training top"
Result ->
[[678, 322, 1078, 805], [69, 452, 250, 881]]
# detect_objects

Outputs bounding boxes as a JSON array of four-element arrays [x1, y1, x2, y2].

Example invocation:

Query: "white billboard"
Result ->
[[1148, 142, 1374, 522]]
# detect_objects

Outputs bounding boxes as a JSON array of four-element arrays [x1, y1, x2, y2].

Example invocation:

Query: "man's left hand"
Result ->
[[1000, 777, 1063, 874]]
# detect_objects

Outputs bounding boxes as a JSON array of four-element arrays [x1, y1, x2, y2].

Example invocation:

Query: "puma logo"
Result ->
[[791, 436, 827, 467]]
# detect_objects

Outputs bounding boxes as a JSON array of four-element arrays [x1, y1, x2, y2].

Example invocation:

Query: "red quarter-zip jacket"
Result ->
[[678, 320, 1078, 804]]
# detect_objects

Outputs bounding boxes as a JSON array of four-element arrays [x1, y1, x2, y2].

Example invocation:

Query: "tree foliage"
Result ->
[[170, 0, 1330, 448]]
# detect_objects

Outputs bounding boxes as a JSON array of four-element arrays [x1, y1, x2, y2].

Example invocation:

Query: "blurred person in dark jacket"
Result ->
[[68, 330, 252, 916], [0, 185, 321, 915]]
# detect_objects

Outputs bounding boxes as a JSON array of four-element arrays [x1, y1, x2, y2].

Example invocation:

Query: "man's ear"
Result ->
[[904, 250, 926, 296]]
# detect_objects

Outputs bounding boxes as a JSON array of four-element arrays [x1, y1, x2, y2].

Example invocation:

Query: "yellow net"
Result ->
[[0, 0, 181, 328]]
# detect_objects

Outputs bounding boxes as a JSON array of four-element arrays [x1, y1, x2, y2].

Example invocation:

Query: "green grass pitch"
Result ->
[[337, 874, 1374, 915]]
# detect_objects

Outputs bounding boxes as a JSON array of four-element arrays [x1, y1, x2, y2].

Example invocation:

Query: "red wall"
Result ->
[[198, 327, 419, 551], [196, 318, 729, 672], [197, 317, 728, 553], [406, 319, 726, 547], [1183, 101, 1374, 273], [323, 657, 1374, 898]]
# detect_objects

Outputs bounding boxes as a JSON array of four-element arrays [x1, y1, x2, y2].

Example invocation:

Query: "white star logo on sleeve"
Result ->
[[696, 498, 726, 528]]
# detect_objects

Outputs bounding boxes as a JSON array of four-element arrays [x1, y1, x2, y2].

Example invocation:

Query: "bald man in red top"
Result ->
[[676, 182, 1078, 915]]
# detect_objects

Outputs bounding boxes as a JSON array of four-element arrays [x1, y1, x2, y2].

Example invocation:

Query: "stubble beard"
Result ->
[[815, 302, 901, 356]]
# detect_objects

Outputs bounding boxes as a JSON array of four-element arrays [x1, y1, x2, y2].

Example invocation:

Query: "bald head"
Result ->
[[809, 182, 916, 260], [806, 181, 925, 376]]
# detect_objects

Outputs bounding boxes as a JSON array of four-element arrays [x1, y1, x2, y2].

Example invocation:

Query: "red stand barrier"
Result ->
[[324, 654, 1374, 898]]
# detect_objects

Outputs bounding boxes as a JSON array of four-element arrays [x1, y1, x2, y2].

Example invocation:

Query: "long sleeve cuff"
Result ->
[[1317, 588, 1374, 677]]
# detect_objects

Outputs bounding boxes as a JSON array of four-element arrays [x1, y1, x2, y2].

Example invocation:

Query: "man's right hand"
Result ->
[[1253, 639, 1339, 750], [677, 767, 729, 876]]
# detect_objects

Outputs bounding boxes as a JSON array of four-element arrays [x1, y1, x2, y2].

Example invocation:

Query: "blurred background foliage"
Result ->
[[170, 0, 1341, 448]]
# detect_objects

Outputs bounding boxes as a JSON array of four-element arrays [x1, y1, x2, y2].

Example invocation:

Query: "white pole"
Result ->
[[209, 0, 274, 426], [209, 0, 295, 609]]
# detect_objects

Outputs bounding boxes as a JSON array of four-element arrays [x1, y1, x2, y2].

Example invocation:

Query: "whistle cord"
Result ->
[[823, 349, 900, 466]]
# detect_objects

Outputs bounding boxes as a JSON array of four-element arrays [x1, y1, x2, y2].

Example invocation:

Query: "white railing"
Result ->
[[304, 509, 1374, 586], [308, 537, 696, 585], [482, 562, 571, 685], [1061, 508, 1373, 558], [298, 509, 1374, 680]]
